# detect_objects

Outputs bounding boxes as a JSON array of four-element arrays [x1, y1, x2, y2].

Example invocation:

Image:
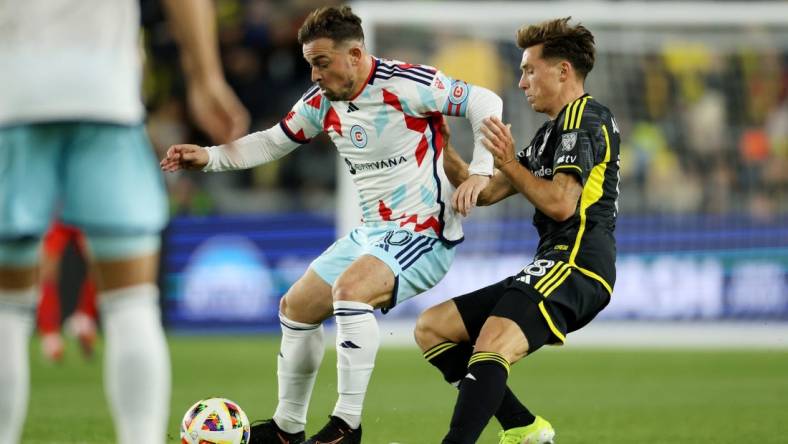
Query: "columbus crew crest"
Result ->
[[561, 133, 577, 152]]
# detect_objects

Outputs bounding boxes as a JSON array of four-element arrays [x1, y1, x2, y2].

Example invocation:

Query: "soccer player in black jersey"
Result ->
[[414, 17, 621, 444]]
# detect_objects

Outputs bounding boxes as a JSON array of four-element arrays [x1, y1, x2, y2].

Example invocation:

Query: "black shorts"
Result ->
[[453, 258, 610, 353]]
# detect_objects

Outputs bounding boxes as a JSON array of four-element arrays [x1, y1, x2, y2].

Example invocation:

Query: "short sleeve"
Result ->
[[552, 129, 595, 185]]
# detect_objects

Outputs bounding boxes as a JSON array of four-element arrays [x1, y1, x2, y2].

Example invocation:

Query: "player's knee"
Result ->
[[331, 280, 360, 303], [475, 317, 529, 364], [414, 306, 444, 351], [414, 301, 466, 351], [281, 288, 332, 324]]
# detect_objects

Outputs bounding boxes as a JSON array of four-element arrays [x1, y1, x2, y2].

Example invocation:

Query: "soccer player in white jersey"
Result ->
[[0, 1, 248, 443], [160, 5, 502, 444]]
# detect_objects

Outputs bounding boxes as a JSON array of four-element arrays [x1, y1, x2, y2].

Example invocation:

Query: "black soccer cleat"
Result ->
[[304, 416, 361, 444], [249, 418, 306, 444]]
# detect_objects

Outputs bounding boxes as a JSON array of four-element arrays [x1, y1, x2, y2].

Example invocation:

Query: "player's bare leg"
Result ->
[[415, 299, 470, 352], [37, 251, 64, 362], [303, 255, 394, 444]]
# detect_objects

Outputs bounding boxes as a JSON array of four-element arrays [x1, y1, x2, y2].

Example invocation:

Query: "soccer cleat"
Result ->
[[304, 416, 361, 444], [498, 415, 555, 444], [249, 418, 306, 444]]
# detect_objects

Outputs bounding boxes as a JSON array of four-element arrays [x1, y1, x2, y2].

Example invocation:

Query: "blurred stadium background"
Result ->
[[30, 0, 788, 442], [141, 0, 788, 336]]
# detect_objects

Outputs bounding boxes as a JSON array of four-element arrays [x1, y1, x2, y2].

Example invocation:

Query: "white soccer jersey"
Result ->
[[0, 0, 143, 125], [280, 57, 488, 244]]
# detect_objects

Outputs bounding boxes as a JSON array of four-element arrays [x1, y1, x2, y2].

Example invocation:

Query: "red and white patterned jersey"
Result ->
[[280, 57, 489, 244]]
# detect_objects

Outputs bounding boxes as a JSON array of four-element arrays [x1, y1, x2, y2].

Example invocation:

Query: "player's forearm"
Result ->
[[466, 86, 503, 176], [163, 0, 224, 84], [442, 144, 470, 188], [203, 126, 298, 172], [499, 163, 577, 221]]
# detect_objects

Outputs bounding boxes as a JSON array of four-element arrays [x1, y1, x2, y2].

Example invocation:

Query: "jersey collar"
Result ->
[[348, 56, 378, 101]]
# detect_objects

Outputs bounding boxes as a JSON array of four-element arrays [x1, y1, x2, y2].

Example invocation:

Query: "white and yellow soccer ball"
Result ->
[[180, 397, 251, 444]]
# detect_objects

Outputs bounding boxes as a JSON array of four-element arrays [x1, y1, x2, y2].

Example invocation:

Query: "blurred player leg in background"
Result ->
[[0, 1, 247, 443], [36, 221, 99, 362]]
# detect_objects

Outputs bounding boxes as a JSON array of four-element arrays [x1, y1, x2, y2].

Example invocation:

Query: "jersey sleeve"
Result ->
[[278, 86, 326, 144], [552, 100, 600, 185], [414, 69, 473, 118]]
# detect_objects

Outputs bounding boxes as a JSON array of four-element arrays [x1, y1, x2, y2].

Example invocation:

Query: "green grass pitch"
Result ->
[[22, 335, 788, 443]]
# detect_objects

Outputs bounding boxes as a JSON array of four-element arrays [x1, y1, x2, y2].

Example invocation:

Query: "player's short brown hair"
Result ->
[[516, 17, 595, 78], [297, 5, 364, 45]]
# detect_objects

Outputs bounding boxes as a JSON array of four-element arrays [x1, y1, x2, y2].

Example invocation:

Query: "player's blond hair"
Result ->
[[297, 5, 364, 45], [516, 17, 596, 78]]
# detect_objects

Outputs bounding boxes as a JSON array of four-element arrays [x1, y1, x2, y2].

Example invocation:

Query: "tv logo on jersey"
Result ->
[[350, 125, 368, 148]]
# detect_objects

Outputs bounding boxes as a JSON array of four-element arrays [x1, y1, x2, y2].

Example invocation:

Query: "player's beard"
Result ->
[[323, 75, 356, 101]]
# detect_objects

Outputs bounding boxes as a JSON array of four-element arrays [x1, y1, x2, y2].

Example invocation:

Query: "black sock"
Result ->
[[424, 343, 535, 430], [441, 352, 510, 444]]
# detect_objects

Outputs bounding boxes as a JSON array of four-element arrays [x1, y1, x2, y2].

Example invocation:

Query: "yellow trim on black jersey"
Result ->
[[573, 96, 590, 129], [574, 266, 613, 295], [568, 124, 613, 294], [423, 341, 458, 361], [562, 96, 591, 131], [542, 267, 572, 297], [538, 301, 566, 344], [533, 261, 566, 292], [553, 165, 582, 175]]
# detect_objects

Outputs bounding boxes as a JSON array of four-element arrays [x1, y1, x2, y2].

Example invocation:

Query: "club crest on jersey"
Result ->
[[448, 80, 469, 105], [350, 125, 368, 148], [561, 132, 577, 152]]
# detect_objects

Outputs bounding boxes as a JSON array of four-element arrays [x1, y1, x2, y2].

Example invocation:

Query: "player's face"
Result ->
[[518, 44, 563, 116], [303, 38, 359, 101]]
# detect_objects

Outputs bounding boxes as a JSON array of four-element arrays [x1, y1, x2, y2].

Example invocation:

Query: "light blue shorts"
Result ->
[[0, 122, 167, 239], [311, 226, 456, 311]]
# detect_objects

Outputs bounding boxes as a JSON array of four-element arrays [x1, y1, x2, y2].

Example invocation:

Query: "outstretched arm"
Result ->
[[160, 126, 300, 173], [440, 120, 516, 209], [162, 0, 249, 144]]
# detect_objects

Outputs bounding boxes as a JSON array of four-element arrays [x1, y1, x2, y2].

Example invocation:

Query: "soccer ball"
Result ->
[[180, 397, 251, 444]]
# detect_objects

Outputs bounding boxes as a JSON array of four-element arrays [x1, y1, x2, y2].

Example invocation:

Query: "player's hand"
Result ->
[[160, 144, 209, 172], [481, 117, 517, 169], [452, 174, 490, 217], [187, 76, 250, 145]]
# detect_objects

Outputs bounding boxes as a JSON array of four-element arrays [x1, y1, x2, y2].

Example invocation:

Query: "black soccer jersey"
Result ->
[[517, 94, 620, 294]]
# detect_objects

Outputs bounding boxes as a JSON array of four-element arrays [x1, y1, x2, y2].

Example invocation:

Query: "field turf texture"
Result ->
[[23, 335, 788, 443]]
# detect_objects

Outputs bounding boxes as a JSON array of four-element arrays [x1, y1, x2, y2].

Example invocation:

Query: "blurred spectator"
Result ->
[[142, 2, 787, 218]]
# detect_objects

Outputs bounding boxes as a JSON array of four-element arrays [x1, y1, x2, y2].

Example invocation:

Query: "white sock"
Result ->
[[100, 284, 170, 444], [332, 301, 379, 429], [273, 313, 325, 434], [0, 287, 35, 444]]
